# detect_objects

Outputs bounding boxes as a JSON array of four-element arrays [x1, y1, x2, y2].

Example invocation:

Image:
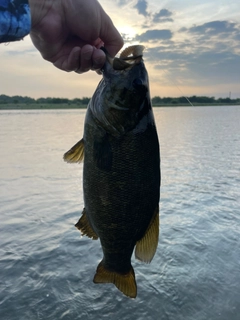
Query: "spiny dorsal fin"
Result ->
[[63, 138, 84, 163], [75, 209, 98, 240], [93, 261, 137, 298], [135, 206, 159, 263]]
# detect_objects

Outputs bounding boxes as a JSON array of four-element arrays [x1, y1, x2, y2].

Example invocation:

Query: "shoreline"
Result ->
[[0, 103, 240, 110]]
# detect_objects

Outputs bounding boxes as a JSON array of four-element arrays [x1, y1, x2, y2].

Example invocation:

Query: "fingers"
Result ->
[[91, 48, 106, 71], [76, 45, 94, 73], [63, 46, 81, 72], [59, 45, 106, 73]]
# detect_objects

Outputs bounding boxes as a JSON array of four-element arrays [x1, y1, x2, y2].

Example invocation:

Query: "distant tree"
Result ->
[[51, 98, 69, 104], [162, 97, 172, 104], [81, 97, 90, 104], [187, 96, 216, 103], [72, 98, 82, 104], [217, 97, 232, 104], [178, 96, 188, 103], [152, 96, 162, 104]]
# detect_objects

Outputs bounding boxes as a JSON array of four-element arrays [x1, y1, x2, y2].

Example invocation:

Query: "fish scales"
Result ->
[[64, 45, 160, 298], [84, 113, 159, 269]]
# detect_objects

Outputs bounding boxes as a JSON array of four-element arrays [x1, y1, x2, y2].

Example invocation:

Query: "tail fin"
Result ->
[[93, 261, 137, 298]]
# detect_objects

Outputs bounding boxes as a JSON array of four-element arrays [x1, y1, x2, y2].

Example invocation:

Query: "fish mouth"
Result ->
[[101, 45, 145, 71]]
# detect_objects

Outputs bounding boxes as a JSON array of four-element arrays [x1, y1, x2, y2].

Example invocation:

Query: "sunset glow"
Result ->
[[0, 0, 240, 99]]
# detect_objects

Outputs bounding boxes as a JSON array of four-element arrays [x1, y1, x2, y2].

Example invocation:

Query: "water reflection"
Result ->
[[0, 107, 240, 320]]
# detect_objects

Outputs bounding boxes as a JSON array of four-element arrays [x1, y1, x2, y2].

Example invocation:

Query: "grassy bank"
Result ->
[[152, 103, 240, 107], [0, 103, 87, 110], [0, 103, 239, 110]]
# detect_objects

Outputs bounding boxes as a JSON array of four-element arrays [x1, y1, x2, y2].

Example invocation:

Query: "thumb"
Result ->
[[99, 12, 124, 57]]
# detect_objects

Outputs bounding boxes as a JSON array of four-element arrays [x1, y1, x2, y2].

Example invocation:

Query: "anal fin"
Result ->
[[93, 261, 137, 298], [75, 209, 98, 240], [63, 138, 84, 163], [135, 206, 159, 263]]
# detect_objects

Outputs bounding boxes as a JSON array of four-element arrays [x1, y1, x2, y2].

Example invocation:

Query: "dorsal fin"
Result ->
[[63, 138, 84, 163], [135, 206, 159, 263]]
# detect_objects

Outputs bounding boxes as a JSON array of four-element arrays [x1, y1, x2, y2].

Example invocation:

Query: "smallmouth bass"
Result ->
[[64, 45, 161, 298]]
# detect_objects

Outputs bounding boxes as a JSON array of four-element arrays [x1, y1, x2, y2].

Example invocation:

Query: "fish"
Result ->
[[63, 45, 160, 298]]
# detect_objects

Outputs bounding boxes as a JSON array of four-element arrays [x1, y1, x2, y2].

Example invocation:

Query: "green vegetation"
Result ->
[[0, 95, 90, 109], [152, 95, 240, 106], [0, 94, 239, 110]]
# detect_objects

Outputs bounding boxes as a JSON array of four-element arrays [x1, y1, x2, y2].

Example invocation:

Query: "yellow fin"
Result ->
[[93, 261, 137, 298], [63, 138, 84, 163], [135, 206, 159, 263], [75, 209, 98, 240]]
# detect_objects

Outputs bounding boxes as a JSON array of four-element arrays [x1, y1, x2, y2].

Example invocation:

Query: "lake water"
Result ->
[[0, 106, 240, 320]]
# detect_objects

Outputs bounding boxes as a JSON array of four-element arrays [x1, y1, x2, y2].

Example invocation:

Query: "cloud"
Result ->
[[134, 0, 149, 17], [135, 29, 173, 42], [178, 20, 240, 53], [116, 0, 129, 6], [142, 18, 240, 88], [188, 20, 238, 35], [145, 42, 240, 86], [235, 33, 240, 41], [4, 48, 37, 56], [153, 9, 173, 23]]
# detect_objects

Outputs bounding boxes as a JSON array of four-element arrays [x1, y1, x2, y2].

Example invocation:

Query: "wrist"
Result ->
[[0, 0, 31, 43]]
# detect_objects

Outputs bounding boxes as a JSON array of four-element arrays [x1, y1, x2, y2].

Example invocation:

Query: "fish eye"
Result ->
[[132, 78, 143, 88]]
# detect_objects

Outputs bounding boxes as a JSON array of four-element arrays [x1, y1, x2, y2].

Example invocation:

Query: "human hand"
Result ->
[[29, 0, 123, 73]]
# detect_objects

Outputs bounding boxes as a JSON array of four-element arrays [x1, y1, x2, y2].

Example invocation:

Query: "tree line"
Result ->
[[0, 95, 90, 105], [152, 95, 240, 105], [0, 94, 239, 105]]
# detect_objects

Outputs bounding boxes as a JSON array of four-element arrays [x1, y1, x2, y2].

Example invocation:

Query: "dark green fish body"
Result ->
[[64, 46, 160, 298]]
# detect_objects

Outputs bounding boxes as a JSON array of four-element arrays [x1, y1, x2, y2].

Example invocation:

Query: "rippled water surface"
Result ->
[[0, 106, 240, 320]]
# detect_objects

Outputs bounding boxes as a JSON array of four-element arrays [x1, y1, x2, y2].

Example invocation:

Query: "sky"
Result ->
[[0, 0, 240, 99]]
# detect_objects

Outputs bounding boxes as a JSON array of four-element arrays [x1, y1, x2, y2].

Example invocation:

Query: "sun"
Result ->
[[118, 25, 137, 42]]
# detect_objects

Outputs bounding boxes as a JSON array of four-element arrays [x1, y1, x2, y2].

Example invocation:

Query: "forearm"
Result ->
[[0, 0, 31, 43]]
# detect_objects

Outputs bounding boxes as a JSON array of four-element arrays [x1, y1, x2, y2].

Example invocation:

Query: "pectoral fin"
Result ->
[[63, 138, 84, 163], [93, 261, 137, 298], [75, 209, 98, 240], [135, 206, 159, 263]]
